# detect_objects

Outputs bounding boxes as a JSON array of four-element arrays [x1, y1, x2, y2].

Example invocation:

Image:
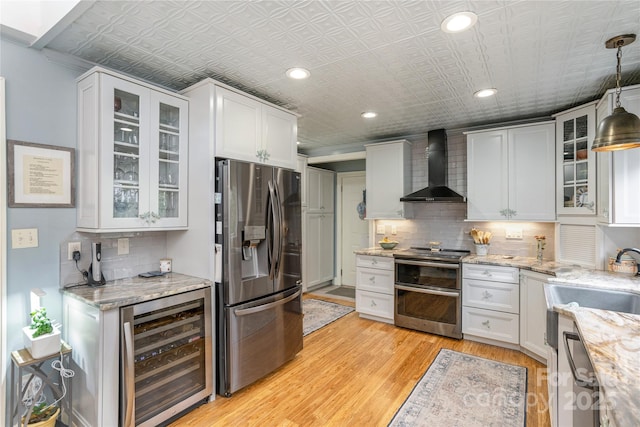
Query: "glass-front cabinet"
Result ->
[[554, 103, 596, 215], [77, 68, 188, 231]]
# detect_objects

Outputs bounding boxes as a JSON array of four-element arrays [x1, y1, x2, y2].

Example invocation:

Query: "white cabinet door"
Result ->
[[508, 123, 556, 221], [150, 90, 189, 228], [466, 123, 555, 221], [519, 270, 550, 362], [365, 140, 411, 219], [262, 106, 297, 169], [215, 86, 298, 170], [77, 69, 189, 231], [597, 86, 640, 225], [555, 104, 597, 215], [305, 213, 334, 287], [214, 86, 261, 163], [307, 167, 334, 213], [466, 130, 509, 220]]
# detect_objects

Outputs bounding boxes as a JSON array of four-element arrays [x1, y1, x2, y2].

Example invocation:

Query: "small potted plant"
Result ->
[[24, 402, 59, 427], [22, 307, 61, 359]]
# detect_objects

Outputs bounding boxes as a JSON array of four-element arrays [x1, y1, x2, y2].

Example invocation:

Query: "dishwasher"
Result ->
[[120, 289, 213, 426], [552, 313, 600, 427]]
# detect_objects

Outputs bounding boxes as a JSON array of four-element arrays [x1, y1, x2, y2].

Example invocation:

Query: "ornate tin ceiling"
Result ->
[[34, 1, 640, 153]]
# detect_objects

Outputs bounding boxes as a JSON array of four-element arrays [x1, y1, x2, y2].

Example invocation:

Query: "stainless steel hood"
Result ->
[[400, 129, 466, 203]]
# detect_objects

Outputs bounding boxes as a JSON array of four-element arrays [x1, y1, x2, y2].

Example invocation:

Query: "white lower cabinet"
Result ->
[[519, 270, 550, 362], [355, 255, 394, 323], [462, 264, 520, 346]]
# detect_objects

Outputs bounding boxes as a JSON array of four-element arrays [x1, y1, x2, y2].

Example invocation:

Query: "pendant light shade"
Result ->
[[592, 106, 640, 151], [591, 34, 640, 152]]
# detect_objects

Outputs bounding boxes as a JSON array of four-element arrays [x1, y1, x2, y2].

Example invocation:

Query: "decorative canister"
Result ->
[[608, 253, 637, 275], [475, 244, 489, 256]]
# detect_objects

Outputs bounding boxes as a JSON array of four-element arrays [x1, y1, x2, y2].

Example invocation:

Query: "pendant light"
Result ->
[[592, 34, 640, 151]]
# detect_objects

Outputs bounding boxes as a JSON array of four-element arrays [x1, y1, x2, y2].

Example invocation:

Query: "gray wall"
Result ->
[[1, 36, 82, 352]]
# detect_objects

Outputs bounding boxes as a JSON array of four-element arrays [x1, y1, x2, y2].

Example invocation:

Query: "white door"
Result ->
[[339, 172, 368, 286]]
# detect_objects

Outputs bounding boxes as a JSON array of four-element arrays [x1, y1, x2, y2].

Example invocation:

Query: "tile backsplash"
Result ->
[[374, 206, 556, 259], [59, 232, 167, 288]]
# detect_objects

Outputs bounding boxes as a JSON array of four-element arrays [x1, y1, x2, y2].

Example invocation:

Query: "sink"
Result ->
[[545, 284, 640, 315], [545, 284, 640, 350]]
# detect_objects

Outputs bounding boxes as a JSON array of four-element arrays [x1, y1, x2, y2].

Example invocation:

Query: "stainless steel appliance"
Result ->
[[88, 242, 106, 286], [394, 248, 469, 339], [215, 159, 303, 397], [120, 288, 213, 427]]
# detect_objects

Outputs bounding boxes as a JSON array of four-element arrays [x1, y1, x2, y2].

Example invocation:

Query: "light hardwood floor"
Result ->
[[170, 293, 551, 426]]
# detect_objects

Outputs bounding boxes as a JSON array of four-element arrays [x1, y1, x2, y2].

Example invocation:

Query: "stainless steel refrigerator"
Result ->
[[215, 158, 303, 396]]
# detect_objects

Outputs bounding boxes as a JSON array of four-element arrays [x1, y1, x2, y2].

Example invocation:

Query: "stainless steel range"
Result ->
[[394, 247, 470, 339]]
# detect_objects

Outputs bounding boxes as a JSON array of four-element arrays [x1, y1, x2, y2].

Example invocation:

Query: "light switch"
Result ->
[[505, 227, 523, 239], [376, 224, 385, 234], [391, 225, 397, 235], [12, 228, 39, 249]]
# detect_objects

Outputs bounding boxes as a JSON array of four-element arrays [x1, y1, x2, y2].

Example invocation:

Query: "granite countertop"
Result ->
[[61, 272, 212, 310]]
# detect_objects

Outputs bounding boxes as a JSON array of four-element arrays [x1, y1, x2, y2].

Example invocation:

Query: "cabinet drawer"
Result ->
[[356, 267, 394, 294], [463, 279, 519, 314], [356, 290, 394, 320], [463, 264, 519, 283], [356, 255, 394, 271], [462, 306, 519, 344]]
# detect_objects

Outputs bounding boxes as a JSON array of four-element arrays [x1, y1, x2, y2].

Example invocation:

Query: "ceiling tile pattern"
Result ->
[[42, 0, 640, 151]]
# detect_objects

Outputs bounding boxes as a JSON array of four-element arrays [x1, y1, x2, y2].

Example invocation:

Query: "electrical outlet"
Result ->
[[505, 228, 523, 239], [376, 224, 385, 234], [391, 225, 397, 235], [68, 241, 81, 260], [118, 238, 130, 255]]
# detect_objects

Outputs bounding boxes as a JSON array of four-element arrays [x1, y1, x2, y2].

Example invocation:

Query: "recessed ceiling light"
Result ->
[[286, 67, 310, 79], [474, 88, 497, 98], [361, 111, 377, 119], [441, 12, 478, 33]]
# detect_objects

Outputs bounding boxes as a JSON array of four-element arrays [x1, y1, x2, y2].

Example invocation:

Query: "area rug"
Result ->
[[303, 299, 354, 336], [388, 349, 527, 427]]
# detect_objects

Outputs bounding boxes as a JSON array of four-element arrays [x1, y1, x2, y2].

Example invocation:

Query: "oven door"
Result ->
[[394, 284, 462, 339], [394, 258, 460, 290]]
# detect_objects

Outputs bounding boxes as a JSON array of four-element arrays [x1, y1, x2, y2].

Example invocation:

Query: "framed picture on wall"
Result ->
[[7, 140, 75, 207]]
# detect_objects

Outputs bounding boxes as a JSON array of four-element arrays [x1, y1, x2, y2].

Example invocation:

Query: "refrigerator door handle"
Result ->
[[272, 180, 283, 276], [122, 321, 135, 427], [267, 181, 282, 279], [234, 289, 301, 316]]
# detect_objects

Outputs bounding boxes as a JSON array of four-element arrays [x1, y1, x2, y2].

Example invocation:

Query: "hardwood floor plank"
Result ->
[[171, 294, 550, 427]]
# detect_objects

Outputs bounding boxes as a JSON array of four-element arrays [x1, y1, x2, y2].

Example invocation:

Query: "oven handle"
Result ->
[[394, 259, 460, 269], [395, 284, 459, 298]]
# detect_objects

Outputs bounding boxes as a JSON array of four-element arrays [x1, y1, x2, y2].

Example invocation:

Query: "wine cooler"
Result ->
[[120, 288, 212, 426]]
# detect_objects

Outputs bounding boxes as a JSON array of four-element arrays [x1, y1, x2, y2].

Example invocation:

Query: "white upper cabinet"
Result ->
[[214, 85, 297, 169], [76, 68, 189, 231], [596, 85, 640, 225], [466, 122, 555, 221], [553, 103, 597, 215], [306, 166, 334, 213], [365, 140, 412, 219]]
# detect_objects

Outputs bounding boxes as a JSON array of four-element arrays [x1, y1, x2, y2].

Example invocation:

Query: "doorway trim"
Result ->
[[335, 171, 372, 287], [1, 76, 7, 422]]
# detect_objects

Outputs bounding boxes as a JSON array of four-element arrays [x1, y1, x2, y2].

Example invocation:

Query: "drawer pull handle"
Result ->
[[482, 291, 493, 300], [369, 276, 375, 282], [482, 320, 491, 329], [370, 300, 377, 307], [372, 259, 378, 265], [482, 270, 492, 277]]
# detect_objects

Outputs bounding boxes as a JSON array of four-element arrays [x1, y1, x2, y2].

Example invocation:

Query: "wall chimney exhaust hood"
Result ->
[[400, 129, 466, 203]]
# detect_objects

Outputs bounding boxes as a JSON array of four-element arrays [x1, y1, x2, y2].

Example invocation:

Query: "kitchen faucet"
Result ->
[[615, 248, 640, 275]]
